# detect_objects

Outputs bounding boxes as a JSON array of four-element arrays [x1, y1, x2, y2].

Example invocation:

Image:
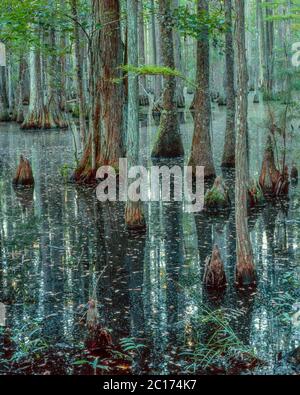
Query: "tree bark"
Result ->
[[21, 45, 45, 129], [234, 0, 256, 287], [46, 28, 68, 129], [16, 54, 26, 123], [188, 0, 215, 179], [138, 0, 149, 106], [222, 0, 235, 168], [151, 0, 163, 107], [0, 66, 10, 121], [73, 0, 124, 184], [173, 0, 185, 108], [151, 0, 184, 158], [125, 0, 146, 230], [71, 0, 87, 146]]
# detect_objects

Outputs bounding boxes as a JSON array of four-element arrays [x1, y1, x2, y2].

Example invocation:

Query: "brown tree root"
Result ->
[[235, 259, 256, 287], [13, 155, 34, 187], [259, 135, 289, 197], [248, 180, 264, 209], [203, 245, 227, 289], [125, 201, 146, 231], [21, 107, 68, 130]]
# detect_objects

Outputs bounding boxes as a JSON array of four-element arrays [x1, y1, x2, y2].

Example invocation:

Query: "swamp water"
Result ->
[[0, 95, 299, 374]]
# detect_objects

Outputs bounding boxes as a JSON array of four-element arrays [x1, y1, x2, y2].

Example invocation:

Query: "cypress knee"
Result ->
[[203, 245, 227, 289], [13, 155, 34, 187]]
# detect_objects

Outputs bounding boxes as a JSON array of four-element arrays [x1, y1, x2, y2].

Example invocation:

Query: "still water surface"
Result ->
[[0, 95, 299, 374]]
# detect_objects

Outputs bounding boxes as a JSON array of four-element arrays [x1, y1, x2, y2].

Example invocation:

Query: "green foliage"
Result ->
[[73, 357, 111, 374], [121, 64, 181, 78], [180, 302, 258, 373], [119, 64, 197, 90], [8, 319, 49, 363], [172, 2, 227, 43], [59, 163, 73, 183], [119, 337, 146, 353], [204, 188, 226, 205]]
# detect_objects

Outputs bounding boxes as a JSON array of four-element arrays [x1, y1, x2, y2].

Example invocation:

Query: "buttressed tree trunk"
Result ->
[[222, 0, 236, 168], [72, 0, 124, 184], [234, 0, 256, 287], [46, 28, 68, 129], [21, 46, 45, 129], [151, 0, 184, 158], [188, 0, 215, 179], [125, 0, 146, 231], [13, 155, 35, 187], [203, 245, 227, 290], [22, 27, 67, 130]]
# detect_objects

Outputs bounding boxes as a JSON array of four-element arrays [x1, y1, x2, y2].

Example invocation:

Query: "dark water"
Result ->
[[0, 95, 299, 374]]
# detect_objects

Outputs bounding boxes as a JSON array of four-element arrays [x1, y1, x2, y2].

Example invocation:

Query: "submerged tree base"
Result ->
[[204, 176, 231, 211], [203, 245, 227, 290], [221, 158, 235, 168], [248, 180, 265, 208], [259, 135, 289, 198], [13, 155, 34, 187], [0, 110, 11, 122], [151, 110, 184, 158], [125, 201, 146, 231], [21, 107, 68, 130], [235, 261, 256, 287]]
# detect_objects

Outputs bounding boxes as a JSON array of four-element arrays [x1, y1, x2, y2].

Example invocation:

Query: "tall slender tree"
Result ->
[[125, 0, 146, 230], [234, 0, 256, 286], [70, 0, 86, 146], [73, 0, 124, 183], [188, 0, 215, 179], [151, 0, 184, 158], [138, 0, 149, 106], [222, 0, 235, 168]]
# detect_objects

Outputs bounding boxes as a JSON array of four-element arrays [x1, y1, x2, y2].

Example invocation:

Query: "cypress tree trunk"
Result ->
[[151, 0, 184, 158], [151, 0, 163, 107], [22, 27, 67, 130], [234, 0, 256, 287], [73, 0, 124, 184], [125, 0, 146, 230], [0, 66, 10, 121], [188, 0, 215, 179], [173, 0, 185, 108], [21, 45, 45, 129], [46, 28, 68, 129], [265, 0, 274, 99], [222, 0, 236, 168], [58, 31, 67, 111], [16, 54, 26, 123], [71, 0, 86, 145], [138, 0, 149, 106]]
